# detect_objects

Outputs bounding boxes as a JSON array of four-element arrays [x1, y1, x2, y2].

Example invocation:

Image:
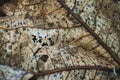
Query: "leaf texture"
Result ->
[[0, 0, 120, 80], [65, 0, 120, 58]]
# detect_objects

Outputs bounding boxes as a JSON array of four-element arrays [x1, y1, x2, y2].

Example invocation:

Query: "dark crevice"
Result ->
[[0, 0, 10, 7], [0, 10, 6, 17], [29, 75, 39, 80], [0, 0, 18, 17]]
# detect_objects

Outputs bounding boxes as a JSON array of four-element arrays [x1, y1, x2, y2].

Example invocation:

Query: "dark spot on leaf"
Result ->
[[93, 11, 96, 14], [50, 41, 54, 46], [15, 28, 19, 34], [12, 42, 15, 44], [32, 35, 37, 43], [48, 38, 51, 41], [109, 32, 112, 34], [23, 27, 26, 31], [62, 17, 65, 20], [3, 29, 8, 32], [97, 24, 100, 27], [40, 55, 49, 62], [8, 45, 12, 49], [48, 22, 54, 27], [41, 43, 48, 46], [38, 39, 42, 43], [24, 13, 32, 19], [48, 38, 54, 46]]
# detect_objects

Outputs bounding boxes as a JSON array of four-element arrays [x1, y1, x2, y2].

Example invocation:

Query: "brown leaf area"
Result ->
[[0, 0, 120, 80]]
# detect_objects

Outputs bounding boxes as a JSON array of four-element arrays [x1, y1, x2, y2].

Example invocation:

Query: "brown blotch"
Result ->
[[40, 55, 49, 62]]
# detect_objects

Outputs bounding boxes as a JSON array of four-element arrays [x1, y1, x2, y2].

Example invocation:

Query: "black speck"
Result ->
[[23, 21, 26, 24], [87, 17, 90, 20], [59, 72, 62, 75], [3, 29, 8, 32], [39, 36, 42, 39], [48, 38, 54, 46], [12, 42, 15, 44], [18, 22, 22, 25], [109, 32, 112, 34], [32, 35, 37, 43], [54, 74, 56, 77], [93, 11, 95, 14], [14, 25, 16, 27], [20, 32, 22, 35], [91, 3, 94, 6], [86, 7, 88, 10], [66, 13, 70, 17], [24, 13, 32, 19], [15, 28, 19, 34], [45, 36, 46, 38], [48, 22, 54, 27], [87, 4, 91, 7], [50, 41, 54, 46], [41, 43, 48, 46], [48, 38, 51, 41], [62, 18, 65, 20], [85, 19, 88, 22], [53, 15, 57, 18], [76, 1, 79, 6], [22, 27, 26, 31], [38, 39, 42, 43], [7, 24, 10, 28], [97, 24, 100, 27], [8, 45, 12, 49]]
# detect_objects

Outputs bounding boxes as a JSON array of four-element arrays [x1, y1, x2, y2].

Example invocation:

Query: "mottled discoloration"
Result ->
[[0, 0, 120, 80]]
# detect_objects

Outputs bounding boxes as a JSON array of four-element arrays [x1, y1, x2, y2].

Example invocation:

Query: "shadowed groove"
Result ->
[[0, 25, 81, 30], [32, 66, 120, 76]]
